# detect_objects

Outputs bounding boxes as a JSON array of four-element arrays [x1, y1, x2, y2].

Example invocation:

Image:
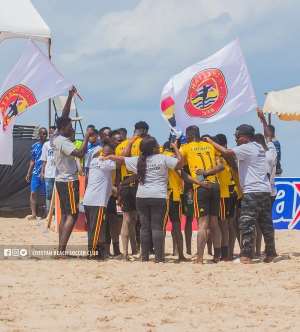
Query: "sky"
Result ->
[[0, 0, 299, 175]]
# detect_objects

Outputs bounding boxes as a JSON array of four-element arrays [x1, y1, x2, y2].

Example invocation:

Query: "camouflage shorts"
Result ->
[[239, 192, 276, 258]]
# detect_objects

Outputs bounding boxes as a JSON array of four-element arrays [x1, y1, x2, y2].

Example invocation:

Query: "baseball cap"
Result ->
[[236, 124, 255, 137]]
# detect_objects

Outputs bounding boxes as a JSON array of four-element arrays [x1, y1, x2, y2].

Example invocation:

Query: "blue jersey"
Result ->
[[31, 142, 44, 176]]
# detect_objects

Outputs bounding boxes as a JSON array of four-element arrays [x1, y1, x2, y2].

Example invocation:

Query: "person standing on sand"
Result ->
[[106, 136, 184, 262], [115, 121, 149, 259], [26, 127, 48, 221], [52, 87, 92, 255], [204, 124, 277, 264], [180, 126, 224, 264], [162, 141, 186, 262], [83, 142, 116, 259], [40, 125, 57, 215]]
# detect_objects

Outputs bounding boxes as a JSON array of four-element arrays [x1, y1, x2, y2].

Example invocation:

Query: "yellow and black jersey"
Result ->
[[115, 137, 142, 181], [131, 137, 142, 157], [216, 153, 233, 198], [232, 168, 243, 200], [115, 140, 129, 181], [179, 141, 218, 185], [163, 150, 183, 201]]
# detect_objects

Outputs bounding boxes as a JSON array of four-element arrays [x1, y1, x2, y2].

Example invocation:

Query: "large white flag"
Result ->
[[160, 40, 257, 131], [0, 39, 72, 165]]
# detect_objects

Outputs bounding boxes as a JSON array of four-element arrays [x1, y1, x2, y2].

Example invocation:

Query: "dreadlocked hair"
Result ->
[[137, 136, 158, 184]]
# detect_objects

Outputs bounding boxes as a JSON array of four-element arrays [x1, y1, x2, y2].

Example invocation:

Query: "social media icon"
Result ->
[[12, 249, 20, 257], [19, 248, 28, 257], [3, 248, 12, 257]]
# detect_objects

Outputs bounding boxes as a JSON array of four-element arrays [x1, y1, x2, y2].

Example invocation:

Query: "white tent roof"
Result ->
[[0, 0, 51, 43], [263, 85, 300, 121]]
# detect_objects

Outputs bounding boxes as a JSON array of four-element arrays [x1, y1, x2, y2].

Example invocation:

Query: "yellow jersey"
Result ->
[[180, 141, 218, 184], [217, 155, 233, 198], [232, 168, 243, 200], [115, 137, 143, 181], [131, 137, 142, 157], [163, 150, 183, 201]]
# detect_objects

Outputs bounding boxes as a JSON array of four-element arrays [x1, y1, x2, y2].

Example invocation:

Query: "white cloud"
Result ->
[[58, 0, 290, 107], [66, 0, 284, 59]]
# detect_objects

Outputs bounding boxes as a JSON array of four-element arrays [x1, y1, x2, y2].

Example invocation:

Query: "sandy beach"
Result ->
[[1, 216, 300, 332]]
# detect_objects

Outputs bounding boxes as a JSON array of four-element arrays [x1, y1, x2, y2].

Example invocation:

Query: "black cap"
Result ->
[[236, 124, 255, 137]]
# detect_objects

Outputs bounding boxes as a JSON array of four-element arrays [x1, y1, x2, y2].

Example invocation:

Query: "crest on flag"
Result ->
[[0, 84, 37, 129], [184, 68, 227, 118]]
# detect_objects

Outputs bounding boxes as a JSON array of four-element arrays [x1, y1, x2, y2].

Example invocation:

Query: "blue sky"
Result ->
[[0, 0, 299, 175]]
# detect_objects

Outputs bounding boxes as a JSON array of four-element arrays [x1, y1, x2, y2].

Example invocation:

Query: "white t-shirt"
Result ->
[[266, 142, 277, 197], [84, 144, 102, 170], [232, 142, 271, 194], [52, 135, 78, 182], [40, 141, 56, 179], [83, 158, 116, 207], [125, 154, 178, 199]]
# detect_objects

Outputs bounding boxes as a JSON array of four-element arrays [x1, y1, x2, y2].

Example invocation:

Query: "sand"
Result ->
[[0, 217, 300, 332]]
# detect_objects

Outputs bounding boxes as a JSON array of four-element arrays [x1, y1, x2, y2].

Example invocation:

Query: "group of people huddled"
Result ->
[[26, 87, 282, 264]]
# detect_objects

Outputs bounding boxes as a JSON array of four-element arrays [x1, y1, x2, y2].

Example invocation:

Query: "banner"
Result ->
[[0, 39, 72, 165], [273, 178, 300, 230], [161, 40, 257, 131]]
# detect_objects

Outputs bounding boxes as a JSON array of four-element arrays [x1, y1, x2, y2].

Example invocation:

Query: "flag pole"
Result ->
[[48, 38, 52, 129], [264, 92, 272, 125]]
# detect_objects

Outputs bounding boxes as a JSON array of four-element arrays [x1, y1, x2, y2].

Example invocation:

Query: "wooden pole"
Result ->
[[48, 38, 52, 129], [47, 184, 56, 230]]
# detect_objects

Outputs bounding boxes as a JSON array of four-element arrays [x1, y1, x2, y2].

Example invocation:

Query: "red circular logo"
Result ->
[[0, 84, 37, 129], [184, 68, 227, 118]]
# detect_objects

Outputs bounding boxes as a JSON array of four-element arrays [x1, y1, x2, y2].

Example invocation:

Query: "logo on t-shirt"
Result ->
[[0, 84, 37, 129], [184, 68, 227, 118]]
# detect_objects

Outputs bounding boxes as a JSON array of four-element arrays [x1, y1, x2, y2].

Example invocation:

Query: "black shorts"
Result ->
[[194, 183, 220, 218], [168, 194, 182, 223], [56, 180, 79, 216], [119, 184, 137, 212], [220, 193, 237, 220], [84, 205, 107, 250], [107, 196, 117, 215]]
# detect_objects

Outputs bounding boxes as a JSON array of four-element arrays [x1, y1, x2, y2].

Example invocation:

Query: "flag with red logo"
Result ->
[[0, 39, 72, 165], [160, 40, 257, 131]]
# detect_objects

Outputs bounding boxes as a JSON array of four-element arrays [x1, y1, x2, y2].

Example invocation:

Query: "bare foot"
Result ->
[[193, 256, 204, 264]]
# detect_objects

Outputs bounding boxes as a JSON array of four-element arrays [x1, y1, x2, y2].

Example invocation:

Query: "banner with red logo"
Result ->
[[160, 40, 257, 131], [0, 39, 72, 165]]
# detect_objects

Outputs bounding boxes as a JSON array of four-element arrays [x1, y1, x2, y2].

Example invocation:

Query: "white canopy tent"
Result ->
[[0, 0, 53, 126], [263, 86, 300, 122], [0, 0, 51, 42]]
